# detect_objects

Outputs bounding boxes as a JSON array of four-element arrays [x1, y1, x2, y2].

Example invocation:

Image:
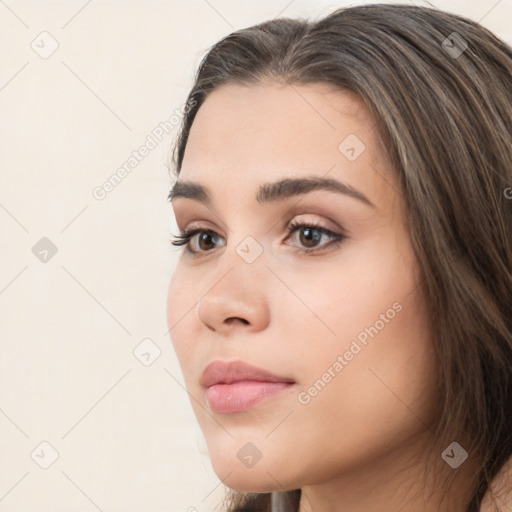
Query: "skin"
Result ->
[[167, 81, 477, 511]]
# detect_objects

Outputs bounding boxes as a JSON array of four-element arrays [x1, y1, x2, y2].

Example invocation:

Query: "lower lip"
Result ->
[[206, 381, 293, 413]]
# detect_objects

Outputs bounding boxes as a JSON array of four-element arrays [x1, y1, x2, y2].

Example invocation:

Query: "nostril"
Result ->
[[225, 317, 249, 325]]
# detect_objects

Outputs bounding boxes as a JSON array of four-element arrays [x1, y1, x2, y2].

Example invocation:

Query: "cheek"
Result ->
[[300, 273, 435, 458], [290, 259, 433, 418], [166, 265, 199, 371], [305, 286, 436, 458], [260, 242, 436, 478], [297, 234, 435, 414], [280, 232, 418, 349]]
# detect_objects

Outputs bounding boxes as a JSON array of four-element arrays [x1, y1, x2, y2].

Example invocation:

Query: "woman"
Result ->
[[166, 4, 512, 511]]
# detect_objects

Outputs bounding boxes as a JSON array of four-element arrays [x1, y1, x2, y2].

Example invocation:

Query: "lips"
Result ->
[[200, 360, 295, 413], [200, 360, 293, 387]]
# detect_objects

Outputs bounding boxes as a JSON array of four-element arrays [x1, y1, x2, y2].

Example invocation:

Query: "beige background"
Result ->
[[0, 1, 510, 510]]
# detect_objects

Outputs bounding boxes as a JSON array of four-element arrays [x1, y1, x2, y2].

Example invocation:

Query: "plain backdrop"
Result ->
[[1, 1, 510, 510]]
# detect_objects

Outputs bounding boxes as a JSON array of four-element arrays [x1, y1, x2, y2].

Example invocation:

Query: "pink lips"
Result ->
[[200, 360, 295, 414]]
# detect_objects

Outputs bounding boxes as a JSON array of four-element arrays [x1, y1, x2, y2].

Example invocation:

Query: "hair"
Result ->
[[170, 3, 512, 511]]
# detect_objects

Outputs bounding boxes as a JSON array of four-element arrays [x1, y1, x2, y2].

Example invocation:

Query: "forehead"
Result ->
[[179, 81, 394, 209], [183, 81, 375, 159]]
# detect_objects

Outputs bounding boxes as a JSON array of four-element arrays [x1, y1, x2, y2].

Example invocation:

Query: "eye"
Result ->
[[284, 220, 346, 253], [170, 220, 346, 255], [170, 227, 225, 254]]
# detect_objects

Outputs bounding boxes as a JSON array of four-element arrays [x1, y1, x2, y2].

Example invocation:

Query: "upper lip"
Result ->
[[200, 360, 295, 388]]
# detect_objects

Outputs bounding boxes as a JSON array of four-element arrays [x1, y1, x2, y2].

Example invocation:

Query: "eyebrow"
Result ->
[[168, 176, 375, 209]]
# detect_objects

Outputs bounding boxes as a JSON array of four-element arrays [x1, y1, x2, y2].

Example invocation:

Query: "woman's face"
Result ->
[[167, 81, 438, 492]]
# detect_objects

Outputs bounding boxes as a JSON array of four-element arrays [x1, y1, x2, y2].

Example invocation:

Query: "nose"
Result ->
[[196, 259, 271, 335]]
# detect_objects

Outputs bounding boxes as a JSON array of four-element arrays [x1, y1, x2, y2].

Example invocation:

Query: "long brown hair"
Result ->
[[170, 4, 512, 511]]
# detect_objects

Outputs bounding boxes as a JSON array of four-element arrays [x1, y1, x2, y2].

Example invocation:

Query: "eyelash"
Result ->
[[170, 220, 346, 255]]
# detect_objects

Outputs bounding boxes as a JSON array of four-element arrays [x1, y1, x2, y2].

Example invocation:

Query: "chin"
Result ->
[[207, 441, 298, 493], [214, 466, 286, 493]]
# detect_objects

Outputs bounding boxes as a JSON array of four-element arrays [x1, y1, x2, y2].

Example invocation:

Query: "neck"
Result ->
[[297, 430, 479, 512]]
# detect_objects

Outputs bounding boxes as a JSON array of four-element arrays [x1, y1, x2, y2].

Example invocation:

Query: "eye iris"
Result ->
[[198, 231, 216, 251], [300, 227, 321, 247]]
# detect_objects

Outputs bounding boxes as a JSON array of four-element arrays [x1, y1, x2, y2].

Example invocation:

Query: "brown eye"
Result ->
[[298, 226, 322, 248], [285, 221, 346, 253], [196, 231, 218, 251], [170, 228, 225, 254]]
